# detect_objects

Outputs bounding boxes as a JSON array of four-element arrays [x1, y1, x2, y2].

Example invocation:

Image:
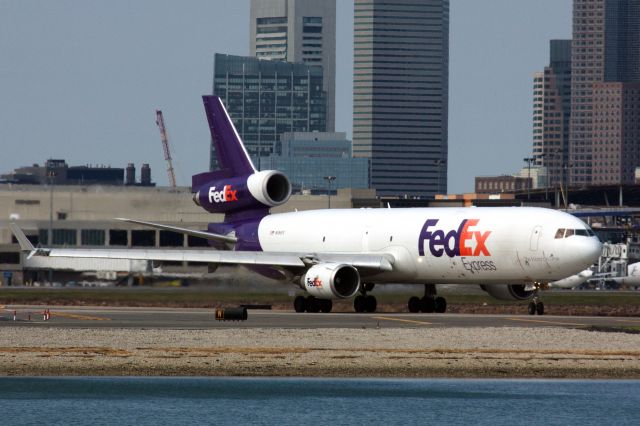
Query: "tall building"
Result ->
[[211, 53, 326, 170], [591, 82, 640, 184], [250, 0, 336, 132], [569, 0, 640, 185], [352, 0, 449, 198], [532, 40, 572, 188]]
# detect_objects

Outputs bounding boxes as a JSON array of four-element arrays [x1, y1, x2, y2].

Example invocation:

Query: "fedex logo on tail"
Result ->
[[208, 185, 238, 203], [419, 219, 491, 258]]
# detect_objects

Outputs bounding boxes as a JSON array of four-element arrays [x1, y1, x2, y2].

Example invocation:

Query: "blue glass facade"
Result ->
[[259, 132, 369, 192], [211, 54, 326, 170]]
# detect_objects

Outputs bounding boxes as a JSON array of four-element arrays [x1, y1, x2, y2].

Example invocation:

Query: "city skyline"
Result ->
[[0, 0, 572, 194]]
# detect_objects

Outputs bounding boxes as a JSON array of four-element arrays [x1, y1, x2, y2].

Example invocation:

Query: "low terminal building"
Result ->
[[0, 183, 377, 286]]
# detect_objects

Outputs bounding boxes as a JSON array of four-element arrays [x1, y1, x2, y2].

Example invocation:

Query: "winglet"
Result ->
[[9, 223, 35, 252]]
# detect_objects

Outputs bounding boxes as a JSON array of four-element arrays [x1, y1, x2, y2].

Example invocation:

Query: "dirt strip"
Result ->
[[1, 327, 639, 378]]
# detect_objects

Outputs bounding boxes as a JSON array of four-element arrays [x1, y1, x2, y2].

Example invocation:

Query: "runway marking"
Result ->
[[372, 316, 433, 326], [51, 312, 111, 321], [615, 319, 640, 324], [506, 317, 586, 327]]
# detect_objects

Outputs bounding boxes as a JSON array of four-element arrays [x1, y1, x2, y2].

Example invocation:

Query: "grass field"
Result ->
[[1, 287, 640, 310]]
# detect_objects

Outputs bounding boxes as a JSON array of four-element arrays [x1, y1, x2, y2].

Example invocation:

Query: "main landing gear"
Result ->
[[354, 282, 377, 313], [293, 295, 333, 313], [408, 284, 447, 313]]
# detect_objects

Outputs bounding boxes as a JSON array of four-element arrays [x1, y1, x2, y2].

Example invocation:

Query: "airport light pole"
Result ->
[[324, 175, 336, 209], [523, 157, 534, 200], [48, 171, 56, 283]]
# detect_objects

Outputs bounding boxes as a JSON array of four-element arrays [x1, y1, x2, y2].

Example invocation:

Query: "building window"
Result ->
[[52, 229, 76, 246], [81, 229, 105, 246]]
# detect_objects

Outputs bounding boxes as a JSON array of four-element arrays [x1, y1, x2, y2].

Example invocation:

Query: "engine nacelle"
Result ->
[[480, 284, 535, 301], [193, 170, 291, 214], [302, 263, 360, 300]]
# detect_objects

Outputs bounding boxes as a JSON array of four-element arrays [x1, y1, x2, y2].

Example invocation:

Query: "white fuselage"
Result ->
[[258, 207, 602, 285]]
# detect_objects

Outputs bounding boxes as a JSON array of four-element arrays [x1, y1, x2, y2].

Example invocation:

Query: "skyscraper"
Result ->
[[352, 0, 449, 198], [569, 0, 640, 185], [211, 54, 326, 170], [532, 40, 572, 188], [249, 0, 336, 132]]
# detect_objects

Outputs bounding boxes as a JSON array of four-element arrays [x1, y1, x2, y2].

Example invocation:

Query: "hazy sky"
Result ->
[[0, 0, 572, 193]]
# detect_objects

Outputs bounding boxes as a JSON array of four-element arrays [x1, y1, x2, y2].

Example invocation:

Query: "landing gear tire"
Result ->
[[294, 296, 306, 313], [528, 301, 536, 315], [408, 296, 421, 313], [319, 299, 333, 313], [421, 296, 435, 313], [536, 301, 544, 316], [364, 295, 377, 313], [306, 296, 320, 313], [434, 296, 447, 313], [354, 295, 377, 313]]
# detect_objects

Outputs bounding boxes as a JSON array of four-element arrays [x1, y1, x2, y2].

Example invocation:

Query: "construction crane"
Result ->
[[155, 110, 177, 188]]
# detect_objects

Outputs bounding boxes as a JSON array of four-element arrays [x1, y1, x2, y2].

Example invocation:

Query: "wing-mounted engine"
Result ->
[[193, 170, 292, 214], [480, 284, 535, 301], [301, 263, 360, 299]]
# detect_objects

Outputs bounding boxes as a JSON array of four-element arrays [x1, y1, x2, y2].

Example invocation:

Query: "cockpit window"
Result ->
[[556, 227, 596, 238]]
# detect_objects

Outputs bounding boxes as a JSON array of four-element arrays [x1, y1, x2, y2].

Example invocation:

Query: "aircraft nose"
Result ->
[[584, 237, 602, 264]]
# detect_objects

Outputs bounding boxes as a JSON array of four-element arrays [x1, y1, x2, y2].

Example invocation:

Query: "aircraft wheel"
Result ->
[[408, 296, 421, 313], [434, 296, 447, 313], [528, 301, 536, 315], [421, 296, 435, 313], [536, 301, 545, 316], [294, 296, 306, 313], [306, 296, 320, 313], [319, 299, 333, 313], [354, 295, 366, 313], [364, 295, 377, 313]]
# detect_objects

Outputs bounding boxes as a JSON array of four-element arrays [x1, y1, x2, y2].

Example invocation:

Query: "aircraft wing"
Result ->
[[9, 224, 394, 273], [114, 218, 237, 244]]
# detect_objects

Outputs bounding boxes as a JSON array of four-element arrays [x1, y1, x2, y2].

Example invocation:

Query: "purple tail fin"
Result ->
[[192, 96, 256, 189]]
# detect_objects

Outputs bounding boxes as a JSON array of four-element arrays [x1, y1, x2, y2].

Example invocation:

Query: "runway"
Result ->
[[2, 305, 639, 329]]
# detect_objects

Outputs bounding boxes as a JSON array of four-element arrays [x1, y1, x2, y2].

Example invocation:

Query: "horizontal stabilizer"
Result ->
[[115, 218, 237, 244]]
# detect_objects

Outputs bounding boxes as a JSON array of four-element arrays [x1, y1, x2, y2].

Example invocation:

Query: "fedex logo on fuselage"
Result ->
[[208, 185, 238, 204], [418, 219, 491, 258]]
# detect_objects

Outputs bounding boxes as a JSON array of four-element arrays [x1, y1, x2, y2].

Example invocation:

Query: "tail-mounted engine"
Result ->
[[480, 284, 535, 301], [193, 170, 292, 214], [301, 263, 360, 300]]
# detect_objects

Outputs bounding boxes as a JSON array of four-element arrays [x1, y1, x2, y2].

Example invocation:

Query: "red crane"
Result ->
[[155, 110, 177, 188]]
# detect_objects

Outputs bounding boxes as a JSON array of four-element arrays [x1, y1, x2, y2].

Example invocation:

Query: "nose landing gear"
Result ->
[[527, 283, 545, 315]]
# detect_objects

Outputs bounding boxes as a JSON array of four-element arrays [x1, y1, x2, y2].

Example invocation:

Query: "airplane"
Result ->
[[548, 269, 594, 289], [602, 262, 640, 288], [9, 95, 602, 316]]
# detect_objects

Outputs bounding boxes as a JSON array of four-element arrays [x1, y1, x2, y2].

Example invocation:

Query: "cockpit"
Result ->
[[554, 227, 596, 239]]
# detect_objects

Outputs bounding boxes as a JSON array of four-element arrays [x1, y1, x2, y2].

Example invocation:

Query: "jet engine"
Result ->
[[301, 263, 360, 299], [480, 284, 535, 301], [246, 170, 291, 207], [193, 170, 292, 213]]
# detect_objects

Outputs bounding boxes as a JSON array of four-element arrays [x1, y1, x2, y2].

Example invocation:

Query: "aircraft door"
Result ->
[[530, 226, 542, 251]]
